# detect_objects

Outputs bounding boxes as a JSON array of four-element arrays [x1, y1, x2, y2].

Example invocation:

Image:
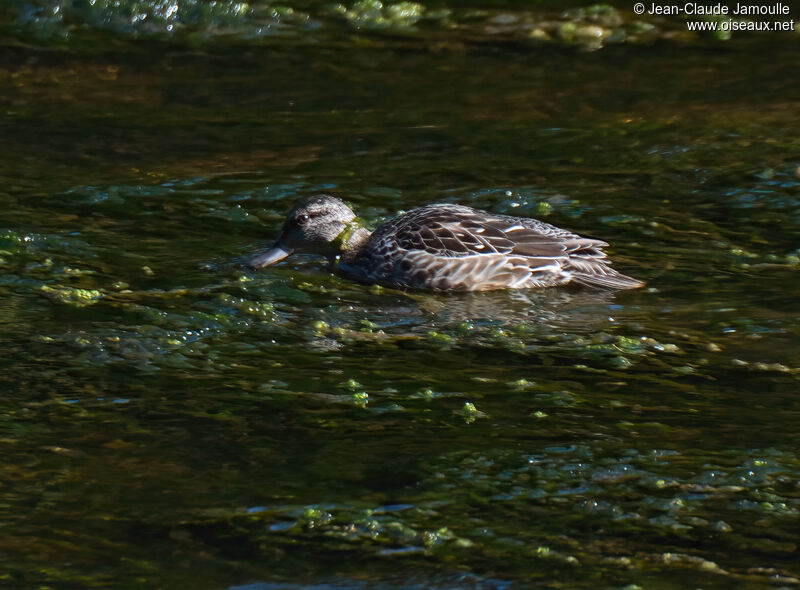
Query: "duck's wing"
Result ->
[[371, 204, 642, 291]]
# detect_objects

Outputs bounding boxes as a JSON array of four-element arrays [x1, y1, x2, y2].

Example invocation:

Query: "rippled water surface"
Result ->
[[1, 2, 799, 588]]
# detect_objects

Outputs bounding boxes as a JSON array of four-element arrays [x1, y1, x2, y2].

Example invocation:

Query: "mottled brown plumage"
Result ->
[[248, 195, 643, 292]]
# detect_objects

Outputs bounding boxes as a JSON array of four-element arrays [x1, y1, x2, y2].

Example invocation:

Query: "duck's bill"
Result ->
[[248, 245, 293, 269]]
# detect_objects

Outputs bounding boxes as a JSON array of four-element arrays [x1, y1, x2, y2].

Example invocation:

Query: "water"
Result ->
[[1, 2, 799, 588]]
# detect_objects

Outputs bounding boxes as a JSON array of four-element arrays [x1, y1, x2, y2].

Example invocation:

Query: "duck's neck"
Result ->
[[331, 219, 371, 265]]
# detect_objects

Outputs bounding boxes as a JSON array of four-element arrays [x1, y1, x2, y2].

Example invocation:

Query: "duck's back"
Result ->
[[340, 204, 642, 292]]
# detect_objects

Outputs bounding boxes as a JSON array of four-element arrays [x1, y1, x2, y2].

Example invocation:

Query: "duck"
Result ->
[[248, 194, 643, 292]]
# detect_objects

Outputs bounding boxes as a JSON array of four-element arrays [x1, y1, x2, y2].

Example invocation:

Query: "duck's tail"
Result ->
[[567, 260, 645, 290]]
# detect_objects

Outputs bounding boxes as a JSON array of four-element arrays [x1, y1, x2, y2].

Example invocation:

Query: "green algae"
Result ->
[[461, 401, 479, 423], [329, 0, 428, 30], [38, 284, 104, 307]]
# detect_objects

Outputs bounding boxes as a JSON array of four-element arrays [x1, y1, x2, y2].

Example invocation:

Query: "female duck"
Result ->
[[248, 194, 642, 292]]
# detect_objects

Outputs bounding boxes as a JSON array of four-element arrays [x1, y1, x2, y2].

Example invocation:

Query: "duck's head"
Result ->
[[248, 194, 357, 269]]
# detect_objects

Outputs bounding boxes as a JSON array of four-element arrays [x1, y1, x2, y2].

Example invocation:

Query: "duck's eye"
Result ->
[[297, 214, 310, 224]]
